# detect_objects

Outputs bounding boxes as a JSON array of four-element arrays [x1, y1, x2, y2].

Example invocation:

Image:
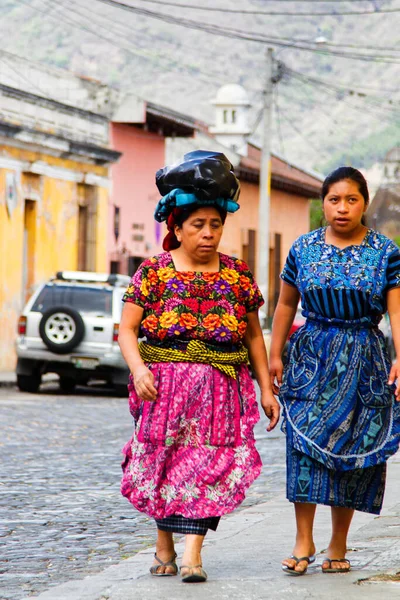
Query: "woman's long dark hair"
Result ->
[[321, 166, 369, 226]]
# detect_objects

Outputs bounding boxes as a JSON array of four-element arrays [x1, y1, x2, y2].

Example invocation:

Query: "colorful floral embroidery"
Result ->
[[123, 252, 264, 346]]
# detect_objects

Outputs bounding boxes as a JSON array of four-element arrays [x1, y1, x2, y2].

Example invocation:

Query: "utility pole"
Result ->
[[257, 47, 274, 329]]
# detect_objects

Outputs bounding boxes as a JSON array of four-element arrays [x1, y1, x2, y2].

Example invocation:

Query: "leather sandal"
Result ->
[[149, 552, 178, 577], [322, 558, 351, 573], [180, 564, 208, 583], [281, 554, 316, 576]]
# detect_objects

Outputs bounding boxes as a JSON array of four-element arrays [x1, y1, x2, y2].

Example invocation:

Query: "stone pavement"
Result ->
[[1, 372, 399, 600], [0, 377, 285, 600], [25, 453, 400, 600]]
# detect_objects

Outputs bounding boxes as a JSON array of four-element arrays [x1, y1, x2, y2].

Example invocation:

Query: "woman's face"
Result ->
[[323, 179, 367, 234], [174, 206, 224, 262]]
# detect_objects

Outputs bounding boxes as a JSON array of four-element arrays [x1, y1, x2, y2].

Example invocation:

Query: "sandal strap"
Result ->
[[180, 564, 202, 570], [290, 555, 312, 565], [153, 551, 177, 567], [323, 558, 350, 566]]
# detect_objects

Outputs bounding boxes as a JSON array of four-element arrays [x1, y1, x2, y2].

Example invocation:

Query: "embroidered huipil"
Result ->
[[120, 252, 264, 520], [280, 228, 400, 471]]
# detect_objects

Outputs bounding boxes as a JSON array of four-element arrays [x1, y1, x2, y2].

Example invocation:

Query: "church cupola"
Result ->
[[210, 84, 251, 155]]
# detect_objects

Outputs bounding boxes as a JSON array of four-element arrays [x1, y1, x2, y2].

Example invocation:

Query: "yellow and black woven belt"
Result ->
[[138, 340, 248, 379]]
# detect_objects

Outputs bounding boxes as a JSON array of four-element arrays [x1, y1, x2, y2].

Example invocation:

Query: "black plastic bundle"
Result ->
[[156, 150, 240, 202]]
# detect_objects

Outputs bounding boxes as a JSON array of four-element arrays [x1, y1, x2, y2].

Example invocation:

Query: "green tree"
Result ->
[[310, 199, 325, 231]]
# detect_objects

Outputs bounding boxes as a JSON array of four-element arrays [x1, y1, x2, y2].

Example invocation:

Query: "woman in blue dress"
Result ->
[[269, 167, 400, 575]]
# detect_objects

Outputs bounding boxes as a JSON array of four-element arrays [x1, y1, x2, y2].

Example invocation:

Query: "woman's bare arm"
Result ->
[[387, 287, 400, 400], [269, 282, 300, 394], [118, 302, 157, 401], [244, 310, 280, 431]]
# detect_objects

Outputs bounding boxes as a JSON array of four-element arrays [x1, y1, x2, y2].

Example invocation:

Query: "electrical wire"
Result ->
[[0, 54, 65, 105], [285, 68, 400, 119], [5, 0, 399, 156], [33, 0, 400, 95], [57, 0, 234, 85], [16, 0, 400, 67], [141, 0, 391, 4], [89, 1, 400, 63], [19, 0, 233, 90], [273, 84, 286, 159], [283, 65, 400, 105], [273, 63, 398, 94], [132, 0, 400, 17], [281, 70, 400, 127], [274, 100, 332, 161]]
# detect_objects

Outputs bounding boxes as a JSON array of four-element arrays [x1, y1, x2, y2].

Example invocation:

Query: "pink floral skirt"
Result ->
[[121, 362, 262, 520]]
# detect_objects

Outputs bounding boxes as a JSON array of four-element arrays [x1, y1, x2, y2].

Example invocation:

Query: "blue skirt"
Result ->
[[286, 443, 386, 514], [281, 317, 399, 514]]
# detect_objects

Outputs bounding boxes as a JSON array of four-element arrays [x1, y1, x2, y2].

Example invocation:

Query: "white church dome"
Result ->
[[213, 84, 250, 106]]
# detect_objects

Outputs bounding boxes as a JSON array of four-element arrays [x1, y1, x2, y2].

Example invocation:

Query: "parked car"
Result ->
[[16, 271, 131, 395]]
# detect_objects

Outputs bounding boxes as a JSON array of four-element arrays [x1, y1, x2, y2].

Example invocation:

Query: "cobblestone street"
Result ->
[[0, 382, 286, 600]]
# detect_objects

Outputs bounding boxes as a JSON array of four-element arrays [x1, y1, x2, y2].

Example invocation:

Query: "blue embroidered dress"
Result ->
[[280, 228, 400, 514]]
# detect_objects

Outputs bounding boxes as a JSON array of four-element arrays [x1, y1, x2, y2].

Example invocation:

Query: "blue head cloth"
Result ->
[[154, 150, 240, 222], [154, 189, 239, 223]]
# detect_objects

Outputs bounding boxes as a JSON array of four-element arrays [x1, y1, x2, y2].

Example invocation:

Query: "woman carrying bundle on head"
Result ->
[[118, 150, 280, 583]]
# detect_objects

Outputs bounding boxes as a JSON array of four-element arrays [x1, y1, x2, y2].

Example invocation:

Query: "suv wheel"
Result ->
[[59, 377, 77, 393], [39, 306, 85, 354], [17, 374, 41, 393]]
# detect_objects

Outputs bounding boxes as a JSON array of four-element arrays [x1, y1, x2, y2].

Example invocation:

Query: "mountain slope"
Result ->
[[0, 0, 399, 172]]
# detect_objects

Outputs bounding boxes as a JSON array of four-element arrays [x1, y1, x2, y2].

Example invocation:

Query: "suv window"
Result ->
[[31, 285, 113, 316]]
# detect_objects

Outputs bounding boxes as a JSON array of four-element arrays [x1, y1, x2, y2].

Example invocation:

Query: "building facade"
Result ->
[[367, 147, 400, 243], [0, 55, 120, 371], [108, 99, 196, 275]]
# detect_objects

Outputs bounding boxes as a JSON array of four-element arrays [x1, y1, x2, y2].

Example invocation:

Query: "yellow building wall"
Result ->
[[96, 186, 109, 273], [0, 144, 109, 371], [0, 169, 25, 372]]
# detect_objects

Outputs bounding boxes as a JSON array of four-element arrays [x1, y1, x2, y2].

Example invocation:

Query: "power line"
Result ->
[[0, 54, 63, 104], [283, 65, 400, 103], [282, 70, 400, 125], [91, 0, 400, 63], [274, 99, 332, 162], [141, 0, 390, 4], [19, 0, 227, 89], [6, 0, 400, 150], [58, 0, 400, 87], [284, 67, 400, 118], [277, 78, 399, 168], [15, 0, 400, 65], [134, 0, 400, 17], [272, 85, 286, 160], [60, 0, 235, 85]]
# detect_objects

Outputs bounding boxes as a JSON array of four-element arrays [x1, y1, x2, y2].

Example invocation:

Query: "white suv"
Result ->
[[16, 271, 131, 395]]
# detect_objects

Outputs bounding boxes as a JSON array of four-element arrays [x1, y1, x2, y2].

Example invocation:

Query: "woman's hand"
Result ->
[[269, 355, 284, 395], [260, 390, 280, 431], [133, 365, 157, 402], [388, 361, 400, 401]]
